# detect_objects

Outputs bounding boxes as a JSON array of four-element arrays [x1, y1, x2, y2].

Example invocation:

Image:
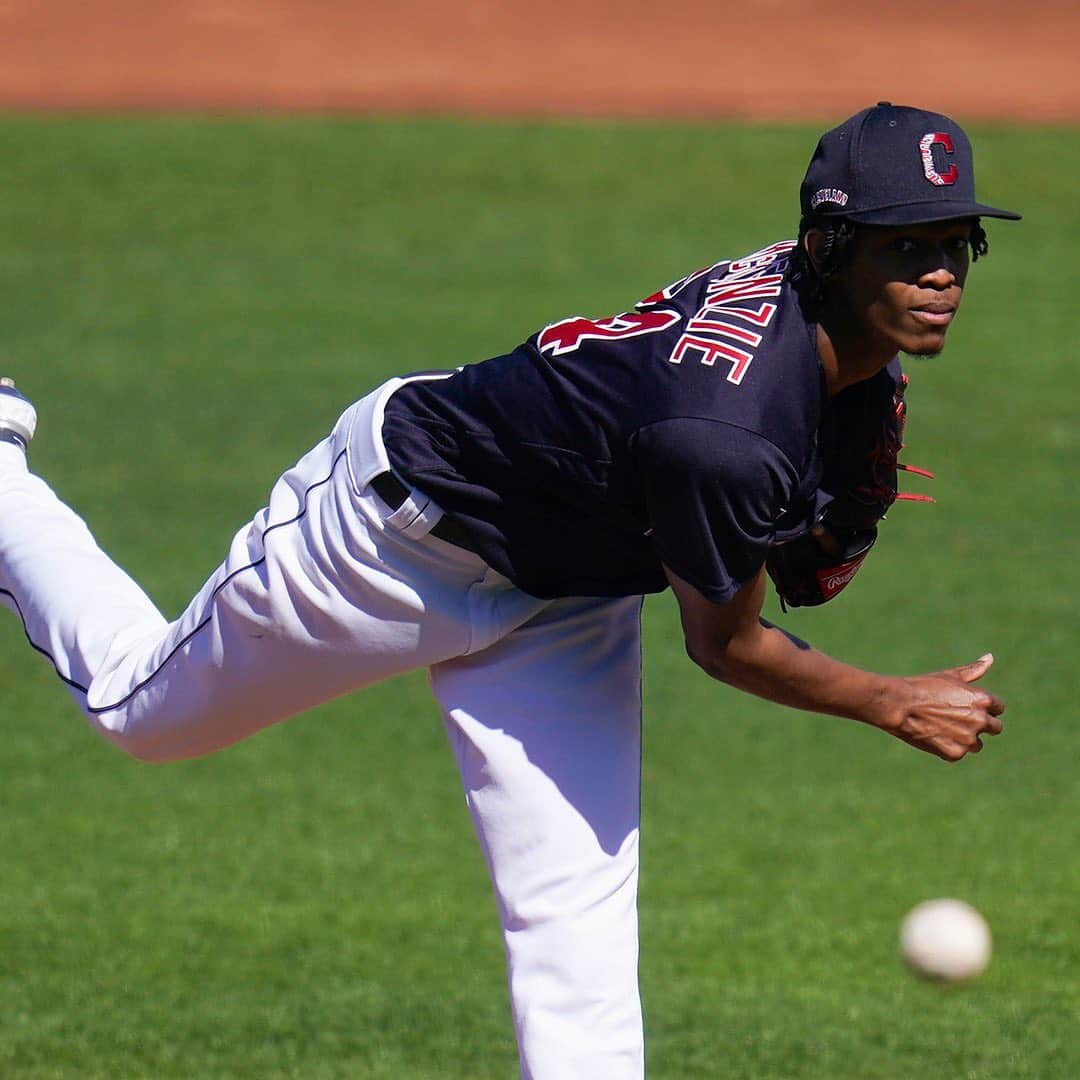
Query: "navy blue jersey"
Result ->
[[383, 240, 835, 602]]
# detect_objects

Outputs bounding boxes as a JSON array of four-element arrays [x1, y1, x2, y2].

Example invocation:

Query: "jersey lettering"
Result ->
[[537, 309, 681, 357], [637, 264, 714, 306], [726, 240, 794, 276], [669, 335, 754, 385], [705, 273, 785, 307], [686, 317, 762, 348], [706, 301, 778, 328], [668, 255, 785, 385]]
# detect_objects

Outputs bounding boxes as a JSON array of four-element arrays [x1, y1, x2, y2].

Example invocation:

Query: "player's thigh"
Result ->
[[431, 593, 645, 880], [82, 407, 532, 760]]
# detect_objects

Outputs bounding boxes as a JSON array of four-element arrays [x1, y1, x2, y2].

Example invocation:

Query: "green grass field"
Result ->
[[0, 116, 1075, 1078]]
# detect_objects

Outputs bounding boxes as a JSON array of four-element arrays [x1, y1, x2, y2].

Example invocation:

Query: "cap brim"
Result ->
[[843, 200, 1021, 225]]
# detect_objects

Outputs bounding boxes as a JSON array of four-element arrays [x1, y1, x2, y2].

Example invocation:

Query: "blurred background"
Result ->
[[0, 0, 1077, 121]]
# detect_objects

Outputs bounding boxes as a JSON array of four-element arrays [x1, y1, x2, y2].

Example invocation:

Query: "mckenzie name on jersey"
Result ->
[[383, 240, 834, 602]]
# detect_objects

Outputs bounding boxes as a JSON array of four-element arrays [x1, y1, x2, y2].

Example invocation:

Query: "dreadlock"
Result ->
[[784, 216, 990, 322], [785, 216, 858, 322]]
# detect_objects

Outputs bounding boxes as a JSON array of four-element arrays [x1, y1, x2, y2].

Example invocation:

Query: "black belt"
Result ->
[[370, 472, 476, 552]]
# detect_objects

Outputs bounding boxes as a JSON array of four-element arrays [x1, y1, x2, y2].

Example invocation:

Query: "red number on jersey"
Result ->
[[537, 310, 681, 357]]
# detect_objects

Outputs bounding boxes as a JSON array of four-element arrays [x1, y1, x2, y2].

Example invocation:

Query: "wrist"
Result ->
[[852, 673, 905, 731]]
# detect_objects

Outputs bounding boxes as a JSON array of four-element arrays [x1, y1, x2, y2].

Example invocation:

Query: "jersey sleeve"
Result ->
[[634, 418, 798, 604]]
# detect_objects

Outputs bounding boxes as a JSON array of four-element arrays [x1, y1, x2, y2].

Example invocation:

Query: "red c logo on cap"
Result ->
[[919, 132, 959, 186]]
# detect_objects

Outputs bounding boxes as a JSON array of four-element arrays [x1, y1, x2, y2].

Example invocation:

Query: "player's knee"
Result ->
[[92, 705, 218, 763], [99, 726, 184, 763]]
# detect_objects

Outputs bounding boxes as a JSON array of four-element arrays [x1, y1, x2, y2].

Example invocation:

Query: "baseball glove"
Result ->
[[766, 363, 933, 609]]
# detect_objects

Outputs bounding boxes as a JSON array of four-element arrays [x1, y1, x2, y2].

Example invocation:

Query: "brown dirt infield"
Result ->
[[0, 0, 1076, 123]]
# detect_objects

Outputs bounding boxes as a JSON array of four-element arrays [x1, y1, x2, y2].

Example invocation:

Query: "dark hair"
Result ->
[[784, 216, 989, 321]]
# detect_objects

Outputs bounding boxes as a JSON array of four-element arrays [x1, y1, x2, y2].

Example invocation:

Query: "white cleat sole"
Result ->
[[0, 377, 37, 450]]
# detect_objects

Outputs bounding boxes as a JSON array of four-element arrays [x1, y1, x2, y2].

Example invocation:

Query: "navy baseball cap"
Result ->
[[800, 102, 1021, 225]]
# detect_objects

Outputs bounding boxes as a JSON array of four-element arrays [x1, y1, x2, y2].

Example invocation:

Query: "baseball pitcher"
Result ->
[[0, 103, 1016, 1077]]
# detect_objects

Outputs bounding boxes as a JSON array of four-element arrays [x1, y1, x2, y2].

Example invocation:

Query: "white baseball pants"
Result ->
[[0, 380, 646, 1078]]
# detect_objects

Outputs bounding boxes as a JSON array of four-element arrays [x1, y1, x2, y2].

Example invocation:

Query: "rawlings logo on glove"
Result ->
[[818, 551, 871, 598], [766, 526, 878, 610]]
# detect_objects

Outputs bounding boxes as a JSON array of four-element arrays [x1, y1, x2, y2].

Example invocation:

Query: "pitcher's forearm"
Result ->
[[690, 617, 894, 726], [688, 615, 1004, 762]]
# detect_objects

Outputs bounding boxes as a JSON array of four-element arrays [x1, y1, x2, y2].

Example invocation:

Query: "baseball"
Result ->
[[899, 898, 992, 981]]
